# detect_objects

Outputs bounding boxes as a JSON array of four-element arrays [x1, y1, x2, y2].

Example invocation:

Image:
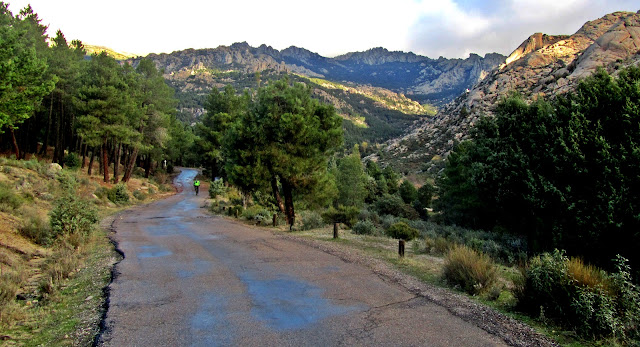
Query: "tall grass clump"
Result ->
[[443, 244, 497, 295], [0, 182, 22, 212]]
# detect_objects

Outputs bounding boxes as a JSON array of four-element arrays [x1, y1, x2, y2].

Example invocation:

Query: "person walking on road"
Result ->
[[193, 179, 200, 195]]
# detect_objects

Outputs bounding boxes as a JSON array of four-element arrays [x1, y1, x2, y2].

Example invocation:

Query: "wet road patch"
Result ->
[[137, 245, 172, 259], [240, 272, 363, 331], [190, 293, 235, 346]]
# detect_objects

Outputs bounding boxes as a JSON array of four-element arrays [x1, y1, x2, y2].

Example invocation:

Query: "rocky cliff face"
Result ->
[[379, 11, 640, 173], [135, 44, 505, 106]]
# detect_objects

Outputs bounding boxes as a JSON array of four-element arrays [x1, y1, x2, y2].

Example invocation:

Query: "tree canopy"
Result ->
[[436, 66, 640, 271]]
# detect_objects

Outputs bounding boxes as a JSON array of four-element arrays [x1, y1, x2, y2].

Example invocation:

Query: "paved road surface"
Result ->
[[98, 169, 506, 346]]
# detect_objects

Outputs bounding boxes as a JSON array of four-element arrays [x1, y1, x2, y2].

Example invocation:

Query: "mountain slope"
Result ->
[[133, 44, 503, 146], [378, 10, 640, 173]]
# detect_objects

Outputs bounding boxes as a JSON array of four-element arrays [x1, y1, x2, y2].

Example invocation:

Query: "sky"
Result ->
[[5, 0, 639, 59]]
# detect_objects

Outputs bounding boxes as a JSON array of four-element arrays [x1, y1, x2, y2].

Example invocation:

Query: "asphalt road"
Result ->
[[98, 169, 507, 346]]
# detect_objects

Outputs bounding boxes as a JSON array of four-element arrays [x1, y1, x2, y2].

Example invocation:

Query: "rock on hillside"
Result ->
[[379, 10, 640, 173]]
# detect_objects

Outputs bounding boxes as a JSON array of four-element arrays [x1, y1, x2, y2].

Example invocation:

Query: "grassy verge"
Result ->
[[0, 156, 175, 345], [1, 231, 118, 346]]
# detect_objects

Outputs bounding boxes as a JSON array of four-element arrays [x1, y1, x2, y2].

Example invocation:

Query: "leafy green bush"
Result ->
[[352, 220, 378, 235], [63, 153, 81, 169], [107, 184, 130, 204], [209, 179, 227, 198], [385, 222, 419, 241], [0, 182, 22, 212], [516, 250, 640, 341], [49, 194, 98, 238], [297, 210, 325, 231], [443, 244, 497, 295]]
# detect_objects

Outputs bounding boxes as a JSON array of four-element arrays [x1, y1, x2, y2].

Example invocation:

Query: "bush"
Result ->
[[443, 244, 497, 295], [107, 183, 130, 204], [94, 186, 109, 199], [0, 182, 22, 212], [50, 194, 99, 238], [386, 222, 419, 241], [209, 179, 227, 198], [516, 250, 640, 340], [296, 210, 326, 231], [228, 205, 243, 218], [19, 214, 53, 246], [133, 190, 147, 201], [243, 205, 272, 225], [352, 220, 379, 235], [63, 153, 81, 169]]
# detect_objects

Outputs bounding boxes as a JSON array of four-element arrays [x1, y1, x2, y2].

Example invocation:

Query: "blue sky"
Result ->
[[5, 0, 639, 58]]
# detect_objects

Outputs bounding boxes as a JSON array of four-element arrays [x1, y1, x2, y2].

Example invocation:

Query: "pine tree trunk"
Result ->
[[10, 128, 20, 159], [271, 175, 286, 214], [144, 155, 151, 178], [122, 147, 138, 183], [113, 143, 121, 184], [81, 142, 87, 169], [102, 140, 110, 183], [281, 179, 295, 229], [88, 148, 95, 175], [39, 94, 53, 156]]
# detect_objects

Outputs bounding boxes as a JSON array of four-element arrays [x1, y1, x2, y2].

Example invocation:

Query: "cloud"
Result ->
[[407, 0, 639, 58]]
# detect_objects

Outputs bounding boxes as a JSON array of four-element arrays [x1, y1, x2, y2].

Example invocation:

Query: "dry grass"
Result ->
[[443, 244, 498, 295], [567, 257, 611, 291]]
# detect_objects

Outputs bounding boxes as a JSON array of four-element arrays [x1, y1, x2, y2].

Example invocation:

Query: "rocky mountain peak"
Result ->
[[378, 10, 640, 172]]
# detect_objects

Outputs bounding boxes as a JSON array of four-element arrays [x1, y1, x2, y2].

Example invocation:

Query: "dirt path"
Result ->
[[97, 169, 546, 346]]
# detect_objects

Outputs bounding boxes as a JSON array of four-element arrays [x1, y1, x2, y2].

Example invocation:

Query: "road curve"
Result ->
[[98, 169, 507, 346]]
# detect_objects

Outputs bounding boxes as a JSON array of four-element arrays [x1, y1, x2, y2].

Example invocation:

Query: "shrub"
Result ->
[[133, 190, 147, 201], [63, 152, 81, 169], [228, 205, 243, 218], [0, 182, 22, 212], [0, 267, 25, 305], [386, 222, 419, 241], [352, 220, 378, 235], [374, 194, 407, 217], [108, 184, 130, 204], [94, 186, 109, 199], [209, 179, 227, 198], [49, 194, 98, 238], [243, 205, 273, 225], [296, 210, 326, 231], [19, 214, 53, 246], [516, 250, 640, 340], [443, 244, 497, 295]]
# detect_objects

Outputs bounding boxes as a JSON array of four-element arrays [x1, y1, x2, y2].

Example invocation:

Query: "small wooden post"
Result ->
[[333, 222, 339, 239], [272, 213, 277, 227], [398, 239, 405, 257]]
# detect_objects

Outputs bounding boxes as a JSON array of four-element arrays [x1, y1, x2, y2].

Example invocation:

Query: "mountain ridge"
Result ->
[[377, 10, 640, 173]]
